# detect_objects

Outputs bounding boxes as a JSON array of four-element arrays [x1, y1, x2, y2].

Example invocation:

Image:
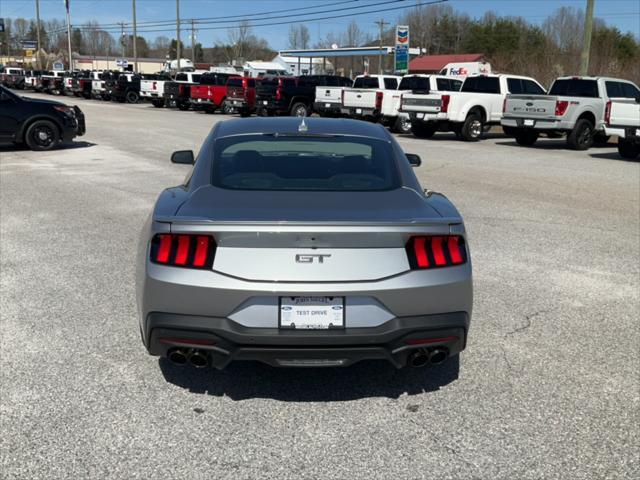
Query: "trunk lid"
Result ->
[[168, 187, 450, 282]]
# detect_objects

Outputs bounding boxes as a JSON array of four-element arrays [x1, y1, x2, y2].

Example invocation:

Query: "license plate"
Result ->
[[263, 100, 268, 105], [325, 103, 331, 108], [524, 119, 535, 126], [233, 100, 239, 105], [356, 108, 362, 114], [279, 297, 345, 330], [416, 113, 425, 119]]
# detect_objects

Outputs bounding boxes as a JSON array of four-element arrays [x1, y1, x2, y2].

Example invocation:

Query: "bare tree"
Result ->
[[288, 25, 310, 49]]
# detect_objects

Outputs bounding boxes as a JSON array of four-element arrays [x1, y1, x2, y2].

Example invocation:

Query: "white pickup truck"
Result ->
[[401, 74, 545, 140], [604, 98, 640, 159], [313, 77, 354, 117], [341, 75, 410, 132], [140, 73, 173, 108], [502, 76, 640, 150]]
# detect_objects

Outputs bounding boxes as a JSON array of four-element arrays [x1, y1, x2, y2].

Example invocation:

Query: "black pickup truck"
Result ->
[[256, 75, 351, 117], [163, 71, 204, 110], [107, 73, 143, 103]]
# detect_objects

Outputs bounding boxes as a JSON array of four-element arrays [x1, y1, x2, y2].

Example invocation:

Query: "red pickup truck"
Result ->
[[226, 77, 257, 117], [189, 72, 233, 114]]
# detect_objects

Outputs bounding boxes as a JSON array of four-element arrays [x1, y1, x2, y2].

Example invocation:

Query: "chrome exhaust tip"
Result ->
[[189, 350, 209, 369], [168, 348, 188, 366], [428, 348, 448, 365], [408, 349, 430, 368]]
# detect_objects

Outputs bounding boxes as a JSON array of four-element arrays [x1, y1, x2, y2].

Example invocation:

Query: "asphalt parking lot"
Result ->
[[1, 93, 638, 479]]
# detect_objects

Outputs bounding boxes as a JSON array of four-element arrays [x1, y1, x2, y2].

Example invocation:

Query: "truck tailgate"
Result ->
[[343, 89, 378, 109], [315, 86, 343, 105], [400, 93, 442, 114], [504, 95, 558, 119]]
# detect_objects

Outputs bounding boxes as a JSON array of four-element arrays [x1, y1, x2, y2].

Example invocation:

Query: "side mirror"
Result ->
[[171, 150, 194, 165], [406, 153, 422, 167]]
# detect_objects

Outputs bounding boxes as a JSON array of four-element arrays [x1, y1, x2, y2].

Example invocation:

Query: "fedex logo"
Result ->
[[449, 67, 468, 76]]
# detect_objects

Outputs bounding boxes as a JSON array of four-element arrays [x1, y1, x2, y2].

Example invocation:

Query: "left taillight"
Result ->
[[375, 91, 383, 110], [604, 100, 612, 125], [406, 236, 467, 270], [150, 234, 216, 269]]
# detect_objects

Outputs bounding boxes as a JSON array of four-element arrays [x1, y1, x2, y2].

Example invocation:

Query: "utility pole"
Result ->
[[65, 0, 73, 70], [579, 0, 595, 75], [191, 19, 196, 64], [176, 0, 181, 70], [118, 22, 126, 62], [35, 0, 42, 69], [374, 19, 389, 74], [132, 0, 138, 72]]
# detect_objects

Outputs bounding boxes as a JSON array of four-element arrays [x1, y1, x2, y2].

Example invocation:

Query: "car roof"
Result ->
[[215, 117, 390, 140]]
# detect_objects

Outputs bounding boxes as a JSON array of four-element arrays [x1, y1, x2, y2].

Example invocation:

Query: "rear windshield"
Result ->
[[399, 76, 430, 91], [353, 77, 380, 89], [212, 135, 399, 192], [549, 79, 599, 97], [461, 76, 500, 94]]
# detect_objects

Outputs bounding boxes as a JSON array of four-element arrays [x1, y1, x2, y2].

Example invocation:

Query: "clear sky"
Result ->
[[1, 0, 639, 51]]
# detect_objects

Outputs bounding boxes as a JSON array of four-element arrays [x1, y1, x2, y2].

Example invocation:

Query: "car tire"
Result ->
[[24, 120, 60, 151], [126, 90, 139, 104], [221, 101, 232, 114], [567, 118, 595, 150], [290, 102, 309, 117], [411, 122, 437, 139], [618, 139, 640, 159], [514, 130, 539, 146], [177, 101, 190, 111], [393, 116, 412, 134], [461, 113, 483, 142]]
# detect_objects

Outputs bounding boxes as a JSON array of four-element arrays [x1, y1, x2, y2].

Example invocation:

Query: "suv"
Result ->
[[502, 76, 640, 150], [0, 85, 86, 151]]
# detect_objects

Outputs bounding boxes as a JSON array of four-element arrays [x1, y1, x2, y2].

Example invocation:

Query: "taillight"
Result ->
[[152, 81, 157, 91], [178, 84, 185, 95], [441, 94, 450, 113], [406, 236, 467, 270], [502, 98, 507, 113], [555, 100, 568, 116], [276, 85, 282, 101], [604, 100, 612, 125], [341, 88, 345, 105], [150, 234, 215, 269], [375, 91, 383, 110]]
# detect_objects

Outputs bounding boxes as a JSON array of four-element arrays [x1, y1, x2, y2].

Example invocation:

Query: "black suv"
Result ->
[[256, 75, 352, 117], [0, 85, 86, 151]]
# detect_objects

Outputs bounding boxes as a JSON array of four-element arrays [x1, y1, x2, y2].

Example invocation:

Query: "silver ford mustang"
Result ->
[[136, 117, 472, 369]]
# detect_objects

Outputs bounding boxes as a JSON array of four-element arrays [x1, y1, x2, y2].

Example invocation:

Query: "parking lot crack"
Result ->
[[506, 309, 548, 337]]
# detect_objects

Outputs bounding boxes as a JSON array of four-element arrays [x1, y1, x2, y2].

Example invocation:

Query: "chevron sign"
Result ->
[[395, 26, 410, 73]]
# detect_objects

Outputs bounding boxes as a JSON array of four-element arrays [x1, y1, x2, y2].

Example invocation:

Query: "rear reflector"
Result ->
[[150, 234, 216, 269], [406, 235, 467, 270]]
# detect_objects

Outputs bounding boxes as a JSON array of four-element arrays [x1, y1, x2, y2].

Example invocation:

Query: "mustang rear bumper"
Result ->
[[146, 311, 468, 369]]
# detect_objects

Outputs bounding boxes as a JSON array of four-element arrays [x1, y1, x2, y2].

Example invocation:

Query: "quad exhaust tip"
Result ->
[[408, 348, 449, 367], [167, 348, 209, 368]]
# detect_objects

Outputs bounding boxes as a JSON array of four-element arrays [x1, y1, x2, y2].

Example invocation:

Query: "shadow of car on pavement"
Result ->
[[159, 355, 460, 401]]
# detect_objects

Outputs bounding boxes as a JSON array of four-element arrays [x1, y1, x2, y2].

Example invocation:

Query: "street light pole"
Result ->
[[132, 0, 138, 72], [176, 0, 181, 70], [35, 0, 42, 69]]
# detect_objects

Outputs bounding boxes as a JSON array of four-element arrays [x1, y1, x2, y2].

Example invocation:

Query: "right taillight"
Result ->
[[555, 100, 568, 116], [406, 236, 467, 270], [178, 84, 185, 95], [150, 234, 216, 269], [604, 100, 612, 125], [375, 91, 383, 110], [441, 94, 450, 113], [502, 98, 507, 113], [341, 88, 345, 105]]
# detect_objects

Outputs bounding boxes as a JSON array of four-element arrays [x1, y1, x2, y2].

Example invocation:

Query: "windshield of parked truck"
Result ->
[[549, 79, 598, 97]]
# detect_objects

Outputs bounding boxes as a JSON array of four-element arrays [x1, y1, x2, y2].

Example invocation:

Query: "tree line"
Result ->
[[1, 4, 638, 85]]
